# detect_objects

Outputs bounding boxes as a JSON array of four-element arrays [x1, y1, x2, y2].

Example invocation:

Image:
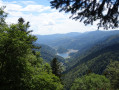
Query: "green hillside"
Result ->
[[66, 34, 119, 69], [62, 35, 119, 89], [36, 31, 119, 50], [34, 44, 65, 63]]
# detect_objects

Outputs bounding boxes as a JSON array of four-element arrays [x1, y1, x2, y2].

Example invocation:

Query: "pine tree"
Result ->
[[50, 0, 119, 29], [0, 7, 63, 90], [51, 58, 62, 78]]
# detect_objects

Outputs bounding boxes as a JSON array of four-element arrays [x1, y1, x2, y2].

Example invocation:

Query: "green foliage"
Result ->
[[30, 72, 63, 90], [0, 6, 7, 26], [0, 16, 35, 90], [22, 52, 63, 90], [0, 8, 63, 90], [104, 61, 119, 90], [51, 58, 63, 78], [66, 33, 119, 69], [63, 39, 119, 89], [20, 51, 63, 90], [71, 73, 111, 90]]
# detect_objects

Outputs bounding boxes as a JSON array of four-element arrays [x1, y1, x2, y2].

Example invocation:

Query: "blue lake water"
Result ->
[[57, 49, 78, 58], [57, 53, 69, 58]]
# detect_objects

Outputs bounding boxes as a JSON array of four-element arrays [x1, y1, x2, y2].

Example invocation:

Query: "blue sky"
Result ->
[[0, 0, 118, 35], [3, 0, 50, 5]]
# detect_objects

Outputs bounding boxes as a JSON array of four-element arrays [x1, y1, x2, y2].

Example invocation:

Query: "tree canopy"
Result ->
[[71, 73, 111, 90], [0, 7, 63, 90], [50, 0, 119, 29], [0, 6, 7, 25], [104, 61, 119, 90], [51, 58, 63, 78]]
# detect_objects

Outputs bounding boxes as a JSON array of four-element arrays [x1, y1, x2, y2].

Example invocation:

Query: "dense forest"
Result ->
[[0, 7, 63, 90], [0, 0, 119, 89], [36, 31, 119, 90]]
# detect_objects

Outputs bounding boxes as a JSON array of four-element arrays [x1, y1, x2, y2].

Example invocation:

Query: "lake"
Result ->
[[57, 53, 69, 58], [57, 49, 78, 58]]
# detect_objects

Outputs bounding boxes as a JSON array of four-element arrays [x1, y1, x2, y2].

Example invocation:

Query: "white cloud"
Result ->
[[22, 5, 50, 12], [43, 20, 55, 26], [1, 0, 118, 35], [6, 4, 22, 11], [0, 0, 3, 6]]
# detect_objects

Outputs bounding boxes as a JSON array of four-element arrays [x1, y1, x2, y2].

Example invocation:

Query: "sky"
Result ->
[[0, 0, 118, 35]]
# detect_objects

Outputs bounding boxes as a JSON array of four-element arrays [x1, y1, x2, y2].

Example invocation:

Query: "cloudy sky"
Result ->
[[0, 0, 118, 35]]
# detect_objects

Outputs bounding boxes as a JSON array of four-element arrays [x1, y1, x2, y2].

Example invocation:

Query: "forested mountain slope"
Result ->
[[36, 30, 119, 51], [35, 32, 81, 47], [35, 31, 119, 89], [66, 34, 119, 68], [63, 35, 119, 89], [34, 44, 65, 63]]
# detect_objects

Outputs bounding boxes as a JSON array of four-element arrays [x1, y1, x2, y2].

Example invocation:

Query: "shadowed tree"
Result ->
[[0, 6, 7, 26], [18, 17, 30, 32], [50, 0, 119, 29], [18, 17, 25, 24], [51, 58, 63, 78]]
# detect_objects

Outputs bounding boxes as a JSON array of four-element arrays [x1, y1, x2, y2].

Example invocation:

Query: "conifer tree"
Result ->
[[50, 0, 119, 29], [0, 7, 63, 90], [51, 58, 62, 78]]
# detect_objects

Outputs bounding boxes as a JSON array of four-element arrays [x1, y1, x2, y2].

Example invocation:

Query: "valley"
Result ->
[[1, 2, 119, 90], [36, 30, 119, 61], [35, 30, 119, 89], [57, 49, 78, 58]]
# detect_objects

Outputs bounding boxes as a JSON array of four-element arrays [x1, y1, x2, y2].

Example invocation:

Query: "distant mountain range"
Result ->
[[35, 30, 119, 62], [35, 30, 119, 89], [36, 30, 119, 55], [36, 30, 119, 50]]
